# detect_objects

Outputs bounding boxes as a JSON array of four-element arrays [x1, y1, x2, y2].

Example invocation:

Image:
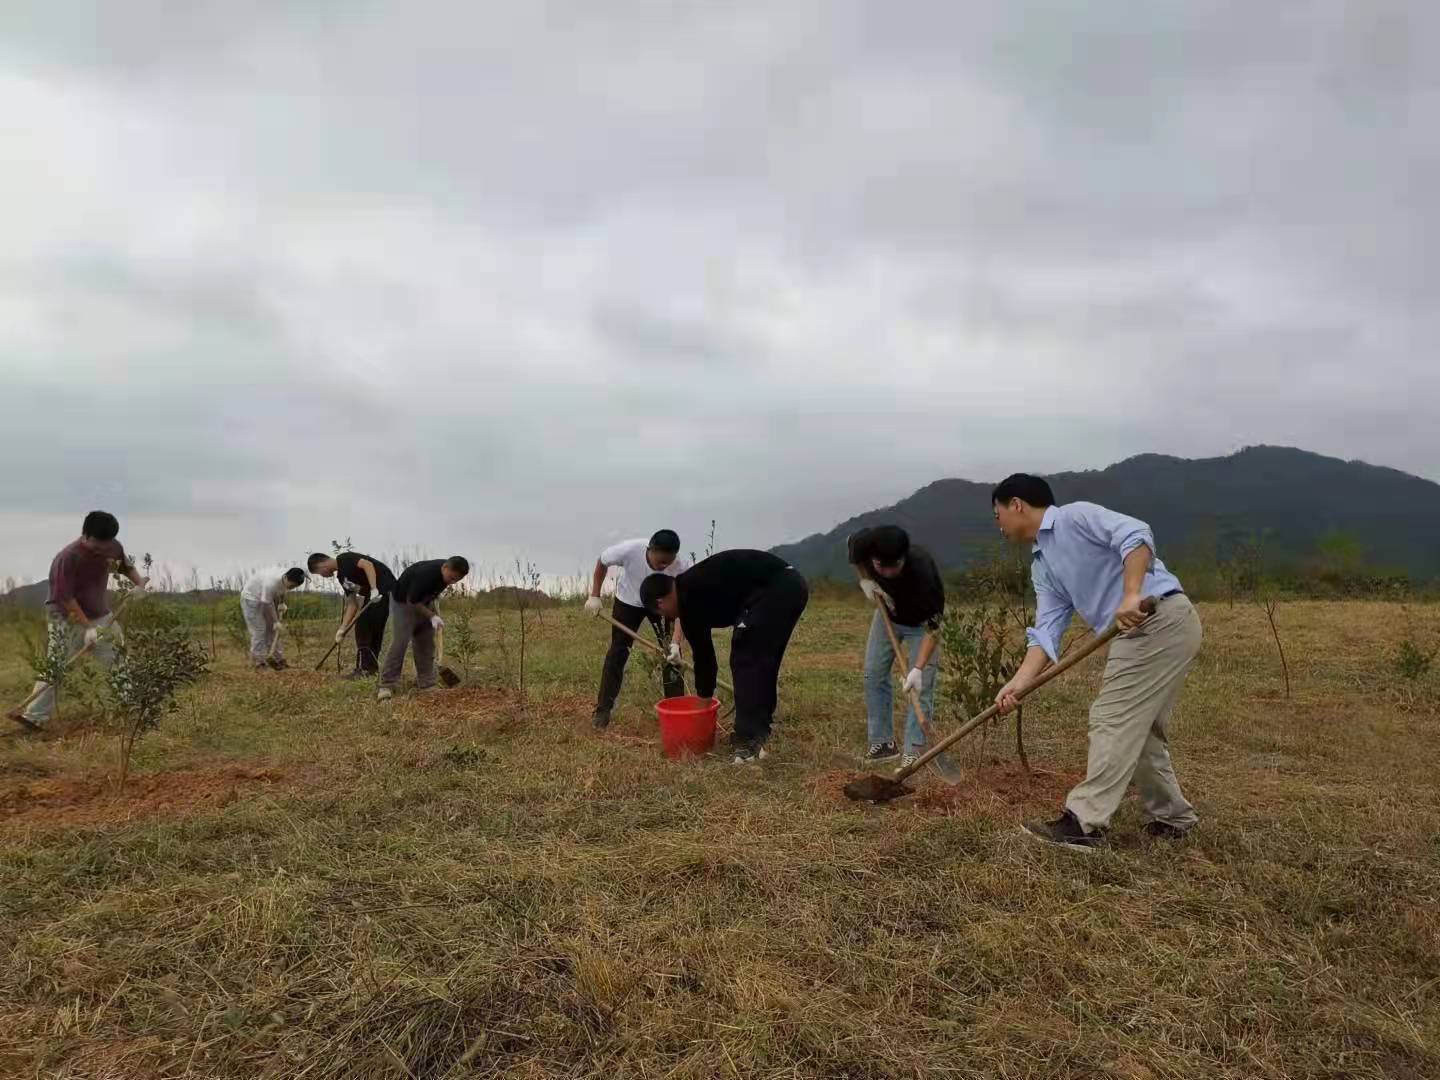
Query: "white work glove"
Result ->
[[902, 667, 924, 694], [584, 596, 603, 617], [667, 642, 682, 663], [368, 592, 386, 606], [860, 579, 895, 612], [431, 615, 444, 631], [276, 603, 288, 617], [83, 626, 100, 648], [335, 627, 347, 644]]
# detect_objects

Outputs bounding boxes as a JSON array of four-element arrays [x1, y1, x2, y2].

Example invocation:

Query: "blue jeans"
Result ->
[[864, 611, 938, 754]]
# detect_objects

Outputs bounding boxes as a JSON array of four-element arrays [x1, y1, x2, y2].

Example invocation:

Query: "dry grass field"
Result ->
[[2, 597, 1438, 1079]]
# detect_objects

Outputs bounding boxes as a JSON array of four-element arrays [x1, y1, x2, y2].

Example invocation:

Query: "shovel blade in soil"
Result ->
[[842, 774, 913, 803], [438, 667, 461, 688]]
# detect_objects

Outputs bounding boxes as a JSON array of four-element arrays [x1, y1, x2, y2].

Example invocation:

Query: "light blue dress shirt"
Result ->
[[1026, 503, 1184, 662]]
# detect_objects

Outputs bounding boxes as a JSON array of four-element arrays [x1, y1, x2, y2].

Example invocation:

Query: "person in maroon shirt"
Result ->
[[7, 511, 150, 731]]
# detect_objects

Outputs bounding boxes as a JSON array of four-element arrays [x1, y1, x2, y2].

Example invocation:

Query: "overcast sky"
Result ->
[[2, 1, 1435, 587]]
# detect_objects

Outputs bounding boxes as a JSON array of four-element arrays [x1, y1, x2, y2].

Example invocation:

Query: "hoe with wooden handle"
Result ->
[[844, 598, 1157, 803], [602, 612, 736, 696], [315, 593, 384, 672], [435, 625, 461, 688]]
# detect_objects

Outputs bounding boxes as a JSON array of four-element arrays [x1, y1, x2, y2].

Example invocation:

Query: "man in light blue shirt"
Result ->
[[992, 474, 1202, 851]]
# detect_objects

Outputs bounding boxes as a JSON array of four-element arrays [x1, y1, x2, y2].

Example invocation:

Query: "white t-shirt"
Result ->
[[241, 566, 291, 607], [601, 539, 690, 608]]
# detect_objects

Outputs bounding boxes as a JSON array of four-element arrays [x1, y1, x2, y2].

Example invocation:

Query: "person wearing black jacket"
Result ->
[[308, 551, 398, 678], [640, 549, 808, 763], [849, 526, 945, 767], [377, 556, 469, 701]]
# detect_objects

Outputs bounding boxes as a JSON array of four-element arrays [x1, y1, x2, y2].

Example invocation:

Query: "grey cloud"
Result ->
[[0, 1, 1435, 584]]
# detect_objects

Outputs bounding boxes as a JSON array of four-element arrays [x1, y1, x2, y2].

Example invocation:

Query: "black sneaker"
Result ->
[[732, 742, 768, 765], [1021, 810, 1106, 853], [1141, 821, 1193, 842], [863, 741, 899, 764], [591, 708, 612, 730]]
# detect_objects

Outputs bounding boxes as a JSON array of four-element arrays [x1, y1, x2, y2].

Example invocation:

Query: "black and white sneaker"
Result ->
[[863, 741, 899, 764], [1021, 810, 1106, 853], [591, 708, 612, 730], [732, 743, 768, 765]]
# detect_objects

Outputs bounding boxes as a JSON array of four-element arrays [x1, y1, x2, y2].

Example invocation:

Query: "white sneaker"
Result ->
[[376, 687, 394, 702]]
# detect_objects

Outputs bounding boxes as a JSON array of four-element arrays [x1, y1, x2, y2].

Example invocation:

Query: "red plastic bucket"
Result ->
[[655, 695, 720, 759]]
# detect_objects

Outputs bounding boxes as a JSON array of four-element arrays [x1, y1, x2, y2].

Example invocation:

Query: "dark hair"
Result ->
[[649, 529, 681, 554], [81, 510, 119, 541], [639, 573, 676, 613], [284, 568, 306, 586], [867, 525, 910, 566], [991, 474, 1055, 509], [306, 552, 330, 572], [444, 556, 470, 577]]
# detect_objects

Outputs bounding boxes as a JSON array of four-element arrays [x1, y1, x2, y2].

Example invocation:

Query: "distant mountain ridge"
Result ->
[[770, 446, 1440, 581]]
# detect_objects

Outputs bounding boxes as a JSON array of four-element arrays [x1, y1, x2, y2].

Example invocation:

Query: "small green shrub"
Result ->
[[106, 627, 210, 786]]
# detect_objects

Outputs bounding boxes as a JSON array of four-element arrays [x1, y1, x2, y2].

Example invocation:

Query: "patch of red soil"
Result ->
[[816, 760, 1084, 818], [0, 766, 286, 829]]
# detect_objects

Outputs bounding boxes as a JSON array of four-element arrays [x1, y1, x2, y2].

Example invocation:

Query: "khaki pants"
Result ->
[[1066, 594, 1202, 833], [24, 605, 124, 727], [241, 598, 280, 665]]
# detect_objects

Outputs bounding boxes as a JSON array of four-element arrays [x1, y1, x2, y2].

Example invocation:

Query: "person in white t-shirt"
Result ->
[[240, 566, 306, 670], [583, 530, 691, 728]]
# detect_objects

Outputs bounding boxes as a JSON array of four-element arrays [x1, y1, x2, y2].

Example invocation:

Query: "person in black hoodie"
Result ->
[[640, 549, 808, 763]]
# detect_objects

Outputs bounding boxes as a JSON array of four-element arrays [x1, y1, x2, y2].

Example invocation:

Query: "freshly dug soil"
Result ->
[[0, 766, 285, 829], [819, 760, 1084, 817]]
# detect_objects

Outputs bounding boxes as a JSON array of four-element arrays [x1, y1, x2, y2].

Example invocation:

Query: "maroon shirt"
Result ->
[[47, 538, 128, 620]]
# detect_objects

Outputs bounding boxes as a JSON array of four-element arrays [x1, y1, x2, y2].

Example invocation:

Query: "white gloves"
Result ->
[[584, 596, 603, 617], [667, 642, 682, 663], [335, 627, 347, 644], [83, 626, 100, 648], [431, 615, 444, 631], [368, 592, 386, 606], [276, 603, 288, 617], [860, 579, 895, 612], [902, 667, 924, 694]]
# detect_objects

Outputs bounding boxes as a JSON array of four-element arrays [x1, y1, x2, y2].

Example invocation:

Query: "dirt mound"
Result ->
[[818, 760, 1083, 818], [0, 766, 285, 829]]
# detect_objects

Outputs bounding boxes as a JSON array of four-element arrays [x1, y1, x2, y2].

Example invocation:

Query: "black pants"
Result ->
[[731, 570, 809, 744], [353, 597, 390, 674], [596, 598, 685, 711]]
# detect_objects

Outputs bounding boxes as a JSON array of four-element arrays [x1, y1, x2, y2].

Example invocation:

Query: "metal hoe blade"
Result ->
[[842, 774, 913, 803]]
